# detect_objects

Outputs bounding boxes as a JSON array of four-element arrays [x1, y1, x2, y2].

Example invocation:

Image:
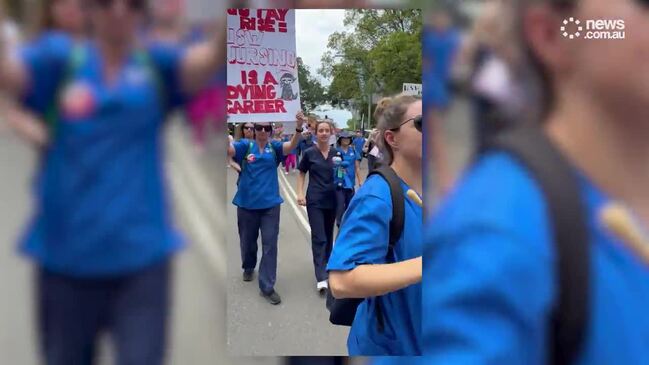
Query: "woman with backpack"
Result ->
[[296, 120, 338, 294], [227, 116, 304, 305], [327, 94, 423, 355], [423, 0, 649, 363]]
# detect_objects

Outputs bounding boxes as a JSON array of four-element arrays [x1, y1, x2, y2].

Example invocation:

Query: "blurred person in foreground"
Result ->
[[424, 0, 649, 364], [423, 5, 461, 200], [0, 0, 224, 363], [455, 0, 526, 155]]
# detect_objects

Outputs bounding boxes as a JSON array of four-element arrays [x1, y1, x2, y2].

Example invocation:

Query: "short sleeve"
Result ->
[[271, 140, 284, 161], [422, 225, 553, 364], [298, 148, 311, 173], [20, 31, 73, 114], [233, 139, 249, 162], [327, 192, 392, 272], [147, 42, 187, 110]]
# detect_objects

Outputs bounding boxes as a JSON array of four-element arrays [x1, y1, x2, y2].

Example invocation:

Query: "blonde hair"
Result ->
[[375, 94, 420, 165]]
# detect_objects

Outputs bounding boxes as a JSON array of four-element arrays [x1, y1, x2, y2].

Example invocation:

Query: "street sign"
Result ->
[[402, 83, 422, 96]]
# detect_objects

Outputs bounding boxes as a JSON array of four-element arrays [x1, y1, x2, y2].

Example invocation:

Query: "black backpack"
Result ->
[[326, 164, 405, 332], [485, 126, 590, 365]]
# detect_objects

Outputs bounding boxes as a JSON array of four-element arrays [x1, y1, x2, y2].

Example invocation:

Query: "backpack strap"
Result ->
[[485, 126, 589, 365], [44, 43, 86, 132], [133, 49, 167, 110], [367, 164, 406, 333], [241, 141, 254, 172]]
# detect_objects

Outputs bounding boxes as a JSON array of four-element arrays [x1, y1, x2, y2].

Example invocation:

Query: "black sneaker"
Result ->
[[260, 290, 282, 305], [243, 270, 254, 282]]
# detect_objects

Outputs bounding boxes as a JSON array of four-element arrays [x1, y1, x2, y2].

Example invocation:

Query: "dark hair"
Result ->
[[376, 94, 420, 165]]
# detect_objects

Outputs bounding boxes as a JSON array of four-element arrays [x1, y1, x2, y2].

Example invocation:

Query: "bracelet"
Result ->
[[296, 127, 303, 133]]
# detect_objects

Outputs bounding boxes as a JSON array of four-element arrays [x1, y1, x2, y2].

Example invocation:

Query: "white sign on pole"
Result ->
[[226, 9, 301, 123], [402, 83, 422, 96]]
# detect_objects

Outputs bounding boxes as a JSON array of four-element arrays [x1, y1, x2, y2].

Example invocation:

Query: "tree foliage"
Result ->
[[319, 9, 422, 123], [297, 60, 326, 113]]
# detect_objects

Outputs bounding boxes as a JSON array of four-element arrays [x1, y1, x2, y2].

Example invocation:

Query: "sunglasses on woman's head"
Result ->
[[390, 115, 422, 133], [93, 0, 146, 11], [255, 125, 273, 132]]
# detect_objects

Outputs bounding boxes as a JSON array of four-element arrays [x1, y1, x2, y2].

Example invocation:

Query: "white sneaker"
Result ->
[[316, 280, 328, 291]]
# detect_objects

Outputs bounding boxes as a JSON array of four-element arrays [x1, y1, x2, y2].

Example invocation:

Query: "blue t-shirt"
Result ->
[[327, 175, 423, 356], [423, 152, 649, 364], [353, 136, 366, 156], [422, 26, 461, 110], [232, 139, 284, 210], [298, 146, 336, 210], [19, 32, 186, 277], [336, 146, 359, 190]]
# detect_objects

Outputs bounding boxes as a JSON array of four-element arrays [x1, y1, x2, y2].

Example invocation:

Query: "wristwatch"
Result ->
[[296, 127, 303, 133]]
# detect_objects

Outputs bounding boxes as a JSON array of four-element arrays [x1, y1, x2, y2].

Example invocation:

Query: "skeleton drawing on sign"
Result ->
[[279, 72, 298, 101]]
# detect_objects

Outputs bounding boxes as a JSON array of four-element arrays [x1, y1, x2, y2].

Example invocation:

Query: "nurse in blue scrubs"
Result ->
[[0, 0, 224, 363], [296, 120, 337, 294], [227, 116, 304, 305], [327, 95, 423, 356], [334, 130, 362, 228], [423, 0, 649, 364]]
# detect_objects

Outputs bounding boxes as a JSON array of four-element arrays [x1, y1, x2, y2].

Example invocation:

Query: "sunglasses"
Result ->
[[254, 125, 273, 132], [390, 115, 422, 133], [93, 0, 146, 11], [243, 125, 254, 131]]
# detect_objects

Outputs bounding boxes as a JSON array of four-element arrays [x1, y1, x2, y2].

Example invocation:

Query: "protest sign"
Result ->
[[227, 9, 301, 123]]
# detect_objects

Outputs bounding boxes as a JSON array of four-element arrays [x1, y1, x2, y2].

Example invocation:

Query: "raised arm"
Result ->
[[180, 21, 226, 94], [0, 11, 29, 96]]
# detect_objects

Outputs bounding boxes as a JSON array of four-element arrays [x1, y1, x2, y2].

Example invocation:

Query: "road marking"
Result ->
[[278, 170, 310, 234], [167, 123, 226, 278]]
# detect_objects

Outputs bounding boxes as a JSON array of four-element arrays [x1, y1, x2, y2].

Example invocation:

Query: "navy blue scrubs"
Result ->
[[298, 145, 337, 283], [232, 138, 284, 295]]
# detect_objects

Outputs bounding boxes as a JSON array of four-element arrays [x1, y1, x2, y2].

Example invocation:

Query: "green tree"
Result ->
[[297, 59, 326, 113], [319, 9, 422, 123]]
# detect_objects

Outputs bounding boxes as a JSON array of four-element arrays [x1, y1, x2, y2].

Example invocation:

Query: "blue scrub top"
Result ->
[[232, 138, 284, 210], [298, 146, 336, 209], [353, 136, 365, 156], [327, 175, 423, 356], [19, 32, 186, 277], [423, 152, 649, 364], [336, 146, 360, 190]]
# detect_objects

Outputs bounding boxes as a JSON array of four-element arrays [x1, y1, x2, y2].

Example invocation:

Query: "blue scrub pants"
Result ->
[[37, 259, 170, 365], [237, 205, 280, 294], [335, 188, 355, 227], [306, 205, 336, 283]]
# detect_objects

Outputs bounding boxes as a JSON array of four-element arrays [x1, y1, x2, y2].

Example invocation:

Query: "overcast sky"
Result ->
[[295, 9, 349, 87]]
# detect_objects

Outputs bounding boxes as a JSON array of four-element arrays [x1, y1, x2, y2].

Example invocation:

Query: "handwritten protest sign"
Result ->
[[227, 9, 300, 124]]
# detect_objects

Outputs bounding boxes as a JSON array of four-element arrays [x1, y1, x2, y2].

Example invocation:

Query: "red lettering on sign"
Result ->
[[227, 99, 288, 114], [263, 72, 278, 85]]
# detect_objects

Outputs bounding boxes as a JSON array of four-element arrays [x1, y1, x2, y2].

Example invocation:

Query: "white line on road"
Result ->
[[167, 123, 226, 278], [278, 170, 310, 234]]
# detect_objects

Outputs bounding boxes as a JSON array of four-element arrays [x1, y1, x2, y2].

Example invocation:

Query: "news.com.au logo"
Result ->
[[561, 17, 625, 40]]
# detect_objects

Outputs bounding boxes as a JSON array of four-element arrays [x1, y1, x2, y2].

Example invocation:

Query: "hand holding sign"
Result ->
[[296, 110, 305, 129]]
